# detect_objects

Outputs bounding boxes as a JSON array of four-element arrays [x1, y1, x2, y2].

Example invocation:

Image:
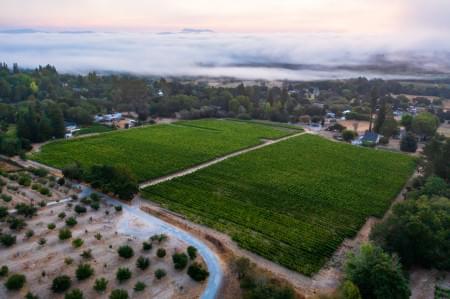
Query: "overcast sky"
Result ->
[[1, 0, 449, 36]]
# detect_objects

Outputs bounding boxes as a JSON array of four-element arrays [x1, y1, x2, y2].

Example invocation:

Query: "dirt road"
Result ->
[[139, 131, 307, 189]]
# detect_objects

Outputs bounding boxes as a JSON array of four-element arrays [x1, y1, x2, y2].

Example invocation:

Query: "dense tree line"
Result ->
[[0, 63, 449, 157]]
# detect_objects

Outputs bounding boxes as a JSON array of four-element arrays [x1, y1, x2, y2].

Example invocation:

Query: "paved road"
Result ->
[[139, 131, 307, 189]]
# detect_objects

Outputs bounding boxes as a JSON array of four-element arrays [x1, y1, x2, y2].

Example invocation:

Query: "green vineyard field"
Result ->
[[32, 119, 299, 182], [142, 134, 416, 275]]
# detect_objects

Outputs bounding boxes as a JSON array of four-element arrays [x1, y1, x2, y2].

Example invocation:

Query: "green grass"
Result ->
[[142, 135, 415, 275], [74, 124, 115, 136], [31, 119, 298, 182]]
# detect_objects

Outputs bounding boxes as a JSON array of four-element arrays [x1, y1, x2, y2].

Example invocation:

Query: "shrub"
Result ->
[[39, 187, 51, 196], [15, 203, 37, 218], [4, 273, 26, 290], [32, 167, 48, 178], [187, 263, 209, 281], [0, 265, 9, 277], [136, 256, 150, 270], [345, 243, 410, 299], [117, 245, 134, 259], [72, 238, 84, 248], [114, 205, 122, 212], [172, 252, 188, 270], [65, 216, 78, 227], [154, 268, 166, 280], [31, 183, 40, 190], [93, 277, 108, 292], [116, 267, 131, 282], [57, 177, 66, 186], [58, 228, 72, 240], [18, 176, 31, 187], [342, 130, 357, 142], [38, 238, 46, 246], [156, 248, 166, 258], [150, 233, 168, 243], [47, 223, 56, 230], [76, 263, 94, 280], [134, 281, 146, 292], [25, 292, 39, 299], [400, 133, 418, 152], [340, 280, 362, 299], [74, 205, 87, 214], [58, 212, 66, 219], [142, 241, 152, 251], [0, 234, 16, 247], [90, 202, 100, 210], [0, 206, 8, 219], [65, 289, 84, 299], [80, 249, 92, 259], [90, 193, 100, 202], [187, 246, 197, 260], [51, 275, 71, 293], [64, 257, 74, 265], [94, 233, 102, 240], [109, 289, 129, 299], [1, 194, 12, 203], [25, 229, 34, 238], [8, 217, 26, 230]]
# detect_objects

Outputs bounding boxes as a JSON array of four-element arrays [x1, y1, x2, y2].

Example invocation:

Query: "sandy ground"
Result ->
[[438, 122, 450, 138], [0, 169, 77, 210], [0, 200, 205, 299]]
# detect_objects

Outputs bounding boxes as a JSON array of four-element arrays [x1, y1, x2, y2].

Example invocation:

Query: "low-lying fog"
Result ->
[[1, 31, 449, 80]]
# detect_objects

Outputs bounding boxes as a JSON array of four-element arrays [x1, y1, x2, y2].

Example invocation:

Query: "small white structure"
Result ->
[[95, 113, 122, 122]]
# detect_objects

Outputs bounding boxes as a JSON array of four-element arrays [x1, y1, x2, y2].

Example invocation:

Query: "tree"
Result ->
[[342, 130, 357, 142], [66, 217, 78, 227], [157, 248, 166, 258], [187, 263, 209, 282], [370, 197, 450, 270], [340, 280, 362, 299], [401, 114, 413, 131], [109, 289, 128, 299], [380, 118, 399, 138], [345, 243, 410, 299], [25, 292, 39, 299], [62, 162, 84, 180], [117, 245, 134, 259], [51, 275, 71, 293], [134, 281, 146, 292], [4, 273, 26, 290], [187, 246, 197, 260], [374, 97, 387, 133], [93, 277, 108, 292], [0, 233, 16, 247], [15, 203, 37, 218], [74, 205, 87, 214], [412, 112, 440, 140], [400, 132, 418, 152], [58, 228, 72, 240], [172, 252, 188, 270], [65, 289, 84, 299], [136, 256, 150, 270], [76, 263, 94, 280], [45, 103, 65, 138], [423, 135, 450, 181], [0, 265, 9, 277], [154, 269, 166, 280], [116, 268, 131, 282]]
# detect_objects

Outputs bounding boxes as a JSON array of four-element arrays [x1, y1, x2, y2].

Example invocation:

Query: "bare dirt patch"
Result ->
[[0, 199, 206, 299]]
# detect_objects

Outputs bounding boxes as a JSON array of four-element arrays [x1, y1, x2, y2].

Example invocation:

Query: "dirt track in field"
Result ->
[[139, 131, 307, 189]]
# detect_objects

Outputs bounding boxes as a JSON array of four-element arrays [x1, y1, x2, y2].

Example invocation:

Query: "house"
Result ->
[[352, 131, 382, 146], [326, 112, 336, 119], [64, 121, 80, 139], [95, 113, 122, 123]]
